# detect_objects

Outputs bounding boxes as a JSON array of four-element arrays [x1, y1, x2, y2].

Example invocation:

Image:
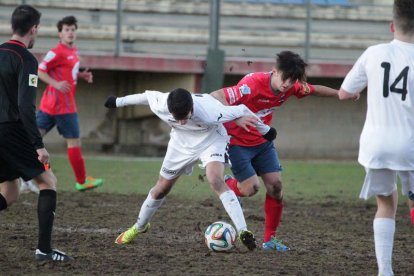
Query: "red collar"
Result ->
[[7, 40, 26, 48]]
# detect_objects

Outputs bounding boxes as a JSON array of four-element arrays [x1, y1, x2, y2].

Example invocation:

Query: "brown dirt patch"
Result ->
[[1, 192, 412, 275]]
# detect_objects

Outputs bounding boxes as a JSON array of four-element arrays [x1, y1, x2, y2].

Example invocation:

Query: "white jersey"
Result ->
[[341, 39, 414, 170], [116, 90, 266, 152]]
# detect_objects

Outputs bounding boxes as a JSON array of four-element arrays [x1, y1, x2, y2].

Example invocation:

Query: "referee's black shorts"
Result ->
[[0, 122, 45, 182]]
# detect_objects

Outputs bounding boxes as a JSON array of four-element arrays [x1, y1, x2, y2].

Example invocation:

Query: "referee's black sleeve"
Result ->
[[18, 53, 44, 150]]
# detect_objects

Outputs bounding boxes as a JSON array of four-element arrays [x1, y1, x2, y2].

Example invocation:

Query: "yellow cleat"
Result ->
[[76, 176, 104, 191], [115, 223, 150, 245]]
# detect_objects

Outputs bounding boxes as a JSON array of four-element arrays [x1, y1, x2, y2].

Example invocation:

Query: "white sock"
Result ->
[[135, 190, 165, 230], [219, 190, 247, 233], [373, 218, 395, 276]]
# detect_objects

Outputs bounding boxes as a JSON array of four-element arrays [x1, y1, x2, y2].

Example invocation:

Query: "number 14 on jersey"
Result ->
[[381, 62, 409, 101]]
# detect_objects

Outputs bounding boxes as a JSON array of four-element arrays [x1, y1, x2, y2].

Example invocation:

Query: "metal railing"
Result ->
[[0, 0, 394, 63]]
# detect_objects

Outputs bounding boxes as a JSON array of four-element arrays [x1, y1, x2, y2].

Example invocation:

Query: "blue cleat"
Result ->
[[262, 237, 290, 252]]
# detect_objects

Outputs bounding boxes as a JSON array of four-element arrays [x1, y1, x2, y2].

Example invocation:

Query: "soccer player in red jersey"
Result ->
[[36, 16, 103, 191], [211, 51, 340, 251]]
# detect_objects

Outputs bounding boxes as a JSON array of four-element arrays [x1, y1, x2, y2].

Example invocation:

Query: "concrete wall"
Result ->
[[36, 70, 117, 150], [37, 71, 366, 159], [274, 80, 365, 159]]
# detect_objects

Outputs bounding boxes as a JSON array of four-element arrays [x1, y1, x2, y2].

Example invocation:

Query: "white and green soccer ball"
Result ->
[[204, 221, 236, 252]]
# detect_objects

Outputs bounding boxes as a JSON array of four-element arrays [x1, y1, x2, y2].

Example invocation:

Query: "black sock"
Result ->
[[37, 189, 56, 253], [0, 193, 7, 211]]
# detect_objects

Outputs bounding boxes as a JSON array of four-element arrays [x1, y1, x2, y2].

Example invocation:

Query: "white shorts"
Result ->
[[159, 136, 230, 180], [359, 168, 414, 200]]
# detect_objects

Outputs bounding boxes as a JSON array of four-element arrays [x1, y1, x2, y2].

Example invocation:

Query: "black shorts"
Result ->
[[0, 122, 45, 182]]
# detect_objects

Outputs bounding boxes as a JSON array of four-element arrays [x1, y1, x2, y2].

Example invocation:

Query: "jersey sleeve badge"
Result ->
[[239, 84, 251, 95], [299, 82, 311, 95], [43, 50, 56, 62], [29, 74, 38, 87]]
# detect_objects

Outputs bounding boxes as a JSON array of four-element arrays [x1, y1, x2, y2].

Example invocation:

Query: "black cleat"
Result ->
[[35, 249, 74, 262], [238, 230, 257, 251]]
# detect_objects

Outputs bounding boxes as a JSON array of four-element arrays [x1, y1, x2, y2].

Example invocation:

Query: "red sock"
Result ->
[[225, 177, 243, 197], [410, 208, 414, 226], [263, 193, 283, 243], [67, 147, 86, 184]]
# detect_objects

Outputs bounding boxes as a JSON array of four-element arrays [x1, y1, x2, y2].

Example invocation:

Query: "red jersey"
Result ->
[[223, 72, 314, 146], [38, 43, 80, 115]]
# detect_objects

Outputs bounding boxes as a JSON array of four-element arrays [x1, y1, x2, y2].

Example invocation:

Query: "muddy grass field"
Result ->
[[1, 191, 412, 275]]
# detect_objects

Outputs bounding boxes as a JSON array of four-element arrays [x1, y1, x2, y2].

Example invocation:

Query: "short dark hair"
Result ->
[[167, 88, 193, 120], [393, 0, 414, 35], [275, 51, 307, 82], [11, 5, 41, 36], [57, 16, 78, 32]]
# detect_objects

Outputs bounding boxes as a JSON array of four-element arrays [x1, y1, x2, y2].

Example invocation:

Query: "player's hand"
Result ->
[[234, 116, 259, 132], [104, 96, 117, 108], [36, 148, 50, 165], [54, 80, 71, 93], [79, 68, 93, 83], [351, 93, 360, 102], [262, 127, 277, 141]]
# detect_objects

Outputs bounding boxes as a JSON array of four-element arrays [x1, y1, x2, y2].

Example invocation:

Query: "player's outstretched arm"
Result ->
[[312, 85, 339, 98], [104, 93, 150, 108]]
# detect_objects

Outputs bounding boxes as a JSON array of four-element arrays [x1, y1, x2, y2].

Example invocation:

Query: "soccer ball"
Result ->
[[204, 221, 236, 252]]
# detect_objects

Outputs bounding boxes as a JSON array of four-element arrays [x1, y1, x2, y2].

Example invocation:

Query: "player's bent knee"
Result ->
[[270, 180, 282, 192], [265, 181, 283, 199], [35, 171, 57, 190], [242, 183, 260, 197]]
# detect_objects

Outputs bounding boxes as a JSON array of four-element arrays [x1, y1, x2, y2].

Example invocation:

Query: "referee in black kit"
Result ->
[[0, 5, 72, 261]]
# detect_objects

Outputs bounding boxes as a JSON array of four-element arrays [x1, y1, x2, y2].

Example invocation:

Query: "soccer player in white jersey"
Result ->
[[104, 88, 277, 251], [338, 1, 414, 275]]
